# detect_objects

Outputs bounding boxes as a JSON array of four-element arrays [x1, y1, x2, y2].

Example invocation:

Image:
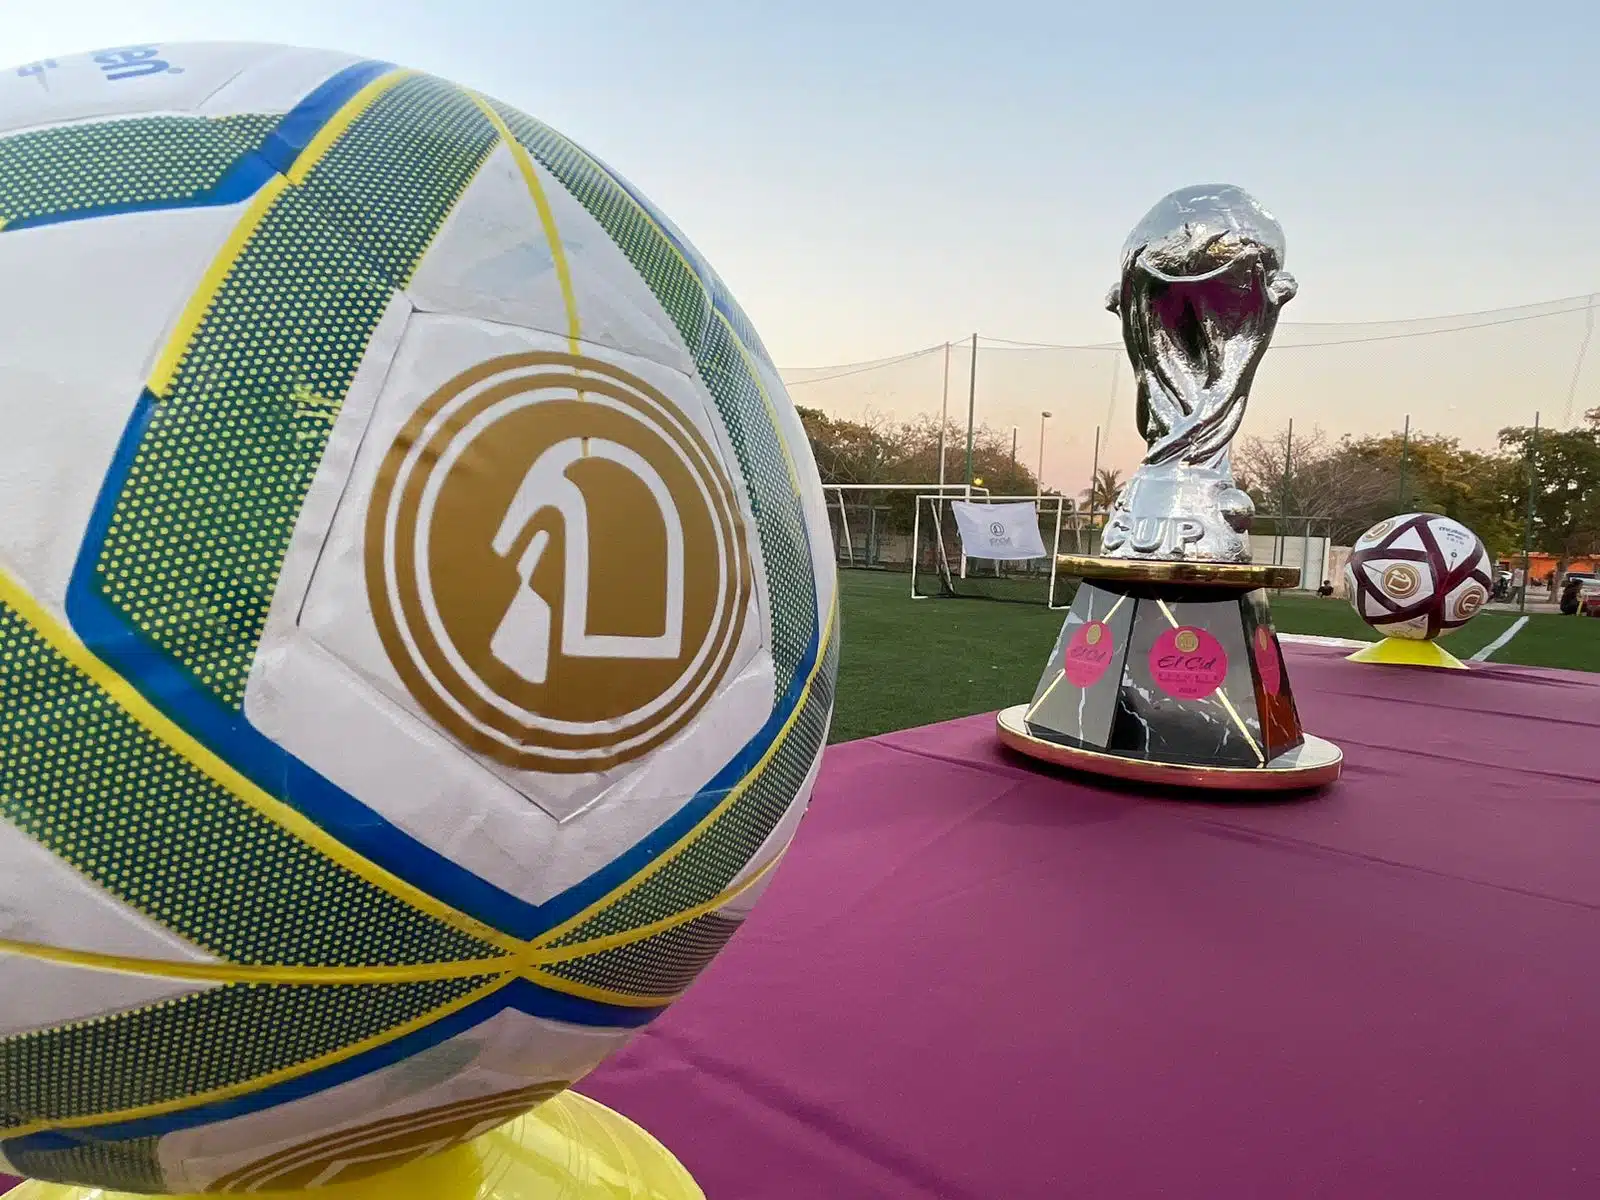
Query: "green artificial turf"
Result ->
[[827, 569, 1600, 743]]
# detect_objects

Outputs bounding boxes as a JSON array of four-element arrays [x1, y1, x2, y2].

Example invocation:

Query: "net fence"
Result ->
[[785, 294, 1600, 583]]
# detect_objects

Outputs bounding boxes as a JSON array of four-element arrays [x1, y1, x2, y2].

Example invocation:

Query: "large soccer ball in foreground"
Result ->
[[1344, 513, 1491, 640], [0, 42, 836, 1193]]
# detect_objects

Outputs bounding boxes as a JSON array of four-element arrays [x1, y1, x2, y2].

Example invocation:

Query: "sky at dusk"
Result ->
[[10, 0, 1599, 485]]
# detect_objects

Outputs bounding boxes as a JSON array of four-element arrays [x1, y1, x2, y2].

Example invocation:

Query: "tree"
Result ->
[[797, 407, 1046, 533], [1497, 408, 1600, 578], [1080, 468, 1123, 517], [887, 415, 1042, 499], [796, 407, 906, 486], [1235, 426, 1401, 544], [1235, 424, 1527, 557], [1350, 433, 1522, 560]]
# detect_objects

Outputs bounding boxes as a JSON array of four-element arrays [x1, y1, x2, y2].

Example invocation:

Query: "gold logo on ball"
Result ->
[[367, 353, 751, 774], [1381, 563, 1421, 600], [1085, 623, 1103, 646], [1255, 626, 1271, 651], [1457, 585, 1485, 617], [1175, 629, 1200, 654]]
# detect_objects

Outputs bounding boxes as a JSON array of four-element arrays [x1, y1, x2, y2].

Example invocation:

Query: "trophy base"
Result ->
[[997, 704, 1343, 791], [8, 1091, 703, 1200], [1346, 637, 1468, 670], [1005, 555, 1342, 793]]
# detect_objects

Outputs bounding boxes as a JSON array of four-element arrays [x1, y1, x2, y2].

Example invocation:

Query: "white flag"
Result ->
[[951, 501, 1048, 560]]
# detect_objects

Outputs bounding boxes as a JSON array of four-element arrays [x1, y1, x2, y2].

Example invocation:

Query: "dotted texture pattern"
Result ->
[[90, 77, 497, 709], [489, 100, 818, 697], [599, 166, 779, 372], [7, 1135, 164, 1193], [545, 912, 740, 998], [547, 619, 836, 975], [0, 596, 502, 969], [0, 115, 275, 226], [0, 976, 494, 1130]]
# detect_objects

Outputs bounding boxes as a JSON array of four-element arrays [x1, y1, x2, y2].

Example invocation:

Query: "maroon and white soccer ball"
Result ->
[[1344, 513, 1493, 639]]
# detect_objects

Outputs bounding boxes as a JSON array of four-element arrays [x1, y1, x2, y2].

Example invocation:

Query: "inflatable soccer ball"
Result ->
[[0, 42, 837, 1193], [1343, 513, 1491, 640]]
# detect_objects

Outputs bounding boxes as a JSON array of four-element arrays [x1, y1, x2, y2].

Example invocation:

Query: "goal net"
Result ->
[[910, 494, 1084, 607], [823, 483, 974, 571]]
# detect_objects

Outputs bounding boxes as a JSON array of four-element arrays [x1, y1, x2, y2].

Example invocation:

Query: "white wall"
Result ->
[[1250, 534, 1330, 590]]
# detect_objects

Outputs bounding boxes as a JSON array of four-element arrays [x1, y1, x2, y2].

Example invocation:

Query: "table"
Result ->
[[583, 645, 1600, 1197], [9, 645, 1600, 1197]]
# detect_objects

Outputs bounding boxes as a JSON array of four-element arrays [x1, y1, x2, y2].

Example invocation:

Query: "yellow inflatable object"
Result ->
[[1346, 637, 1467, 670], [9, 1092, 703, 1200]]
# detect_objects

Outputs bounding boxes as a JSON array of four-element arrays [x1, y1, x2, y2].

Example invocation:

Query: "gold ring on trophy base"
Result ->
[[996, 705, 1343, 792], [1054, 555, 1302, 590]]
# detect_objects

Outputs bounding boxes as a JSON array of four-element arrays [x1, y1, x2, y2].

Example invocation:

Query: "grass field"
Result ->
[[829, 569, 1600, 743]]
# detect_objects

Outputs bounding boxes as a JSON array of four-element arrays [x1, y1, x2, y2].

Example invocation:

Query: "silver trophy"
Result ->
[[997, 184, 1342, 793], [1100, 185, 1297, 562]]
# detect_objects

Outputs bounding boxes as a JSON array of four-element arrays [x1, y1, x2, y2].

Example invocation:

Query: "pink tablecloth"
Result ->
[[583, 646, 1600, 1198], [8, 646, 1600, 1197]]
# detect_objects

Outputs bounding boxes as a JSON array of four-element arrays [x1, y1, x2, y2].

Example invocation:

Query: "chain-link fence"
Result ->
[[787, 295, 1600, 607]]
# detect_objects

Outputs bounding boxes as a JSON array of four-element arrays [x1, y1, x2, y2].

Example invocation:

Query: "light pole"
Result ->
[[963, 332, 978, 494], [936, 342, 950, 492], [1036, 410, 1053, 496]]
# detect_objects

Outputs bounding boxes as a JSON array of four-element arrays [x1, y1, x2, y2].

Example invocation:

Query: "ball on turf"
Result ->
[[1343, 513, 1491, 640], [0, 41, 836, 1193]]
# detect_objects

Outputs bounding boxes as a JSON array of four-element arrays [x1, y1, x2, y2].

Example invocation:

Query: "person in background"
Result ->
[[1560, 575, 1582, 616]]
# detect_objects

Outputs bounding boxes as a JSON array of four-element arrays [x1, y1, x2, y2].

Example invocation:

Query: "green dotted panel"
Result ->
[[546, 912, 740, 998], [0, 596, 502, 969], [697, 315, 815, 688], [710, 283, 777, 374], [490, 101, 818, 696], [0, 976, 493, 1130], [8, 1135, 164, 1193], [0, 115, 274, 227], [599, 172, 779, 372], [549, 617, 837, 956], [92, 77, 497, 709]]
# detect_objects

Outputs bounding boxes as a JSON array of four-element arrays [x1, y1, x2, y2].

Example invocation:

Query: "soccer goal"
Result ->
[[823, 483, 978, 571], [910, 494, 1085, 607]]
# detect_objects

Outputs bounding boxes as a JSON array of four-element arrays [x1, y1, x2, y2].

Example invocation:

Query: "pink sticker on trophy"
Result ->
[[1063, 620, 1116, 688], [1253, 625, 1282, 695], [1149, 626, 1229, 700]]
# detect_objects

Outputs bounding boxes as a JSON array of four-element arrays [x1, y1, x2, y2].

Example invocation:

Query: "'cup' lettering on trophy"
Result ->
[[1102, 515, 1204, 556]]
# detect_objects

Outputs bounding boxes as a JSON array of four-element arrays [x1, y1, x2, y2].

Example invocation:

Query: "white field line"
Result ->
[[1279, 633, 1370, 650], [1469, 615, 1529, 662]]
